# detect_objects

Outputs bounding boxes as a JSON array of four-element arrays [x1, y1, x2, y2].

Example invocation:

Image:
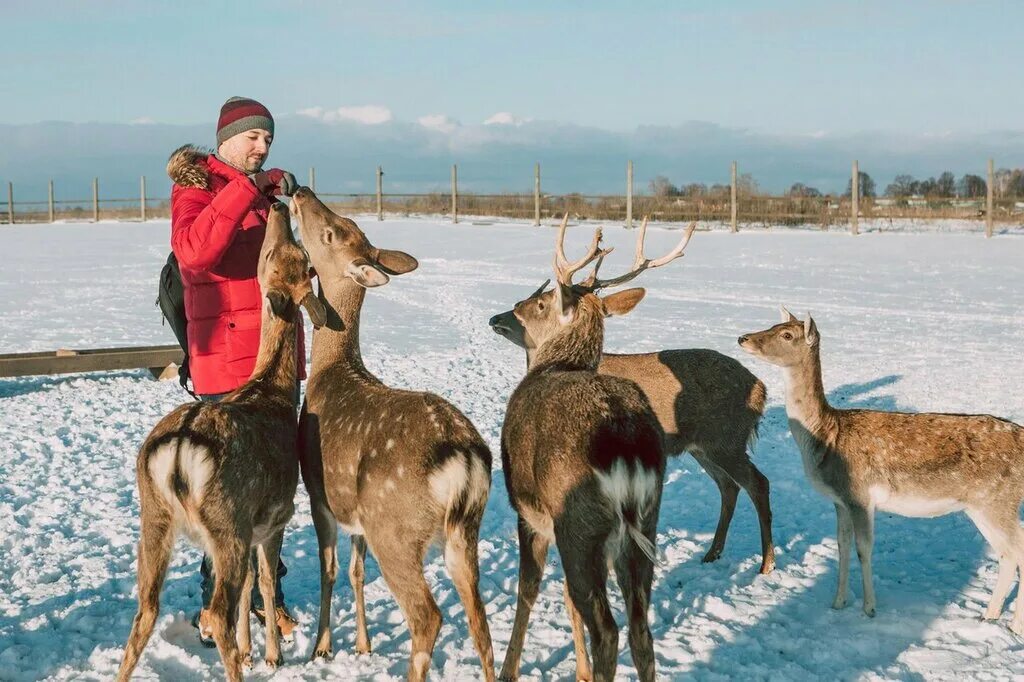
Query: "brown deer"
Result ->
[[740, 308, 1024, 632], [117, 202, 327, 681], [490, 217, 773, 574], [290, 187, 495, 681], [498, 216, 693, 682]]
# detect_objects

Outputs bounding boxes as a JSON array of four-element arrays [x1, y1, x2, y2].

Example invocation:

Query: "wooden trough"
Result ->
[[0, 344, 183, 380]]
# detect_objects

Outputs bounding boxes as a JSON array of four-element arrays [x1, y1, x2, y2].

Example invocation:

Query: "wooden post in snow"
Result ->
[[6, 182, 13, 225], [626, 160, 634, 228], [534, 162, 541, 227], [48, 180, 55, 223], [851, 160, 859, 236], [140, 176, 147, 222], [309, 167, 316, 193], [730, 161, 738, 233], [92, 177, 99, 222], [451, 164, 459, 224], [986, 158, 994, 238], [376, 166, 383, 221]]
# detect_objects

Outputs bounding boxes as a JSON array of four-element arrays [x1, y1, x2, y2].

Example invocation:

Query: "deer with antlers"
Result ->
[[290, 188, 494, 681], [497, 216, 693, 682], [491, 217, 774, 574], [117, 203, 326, 681]]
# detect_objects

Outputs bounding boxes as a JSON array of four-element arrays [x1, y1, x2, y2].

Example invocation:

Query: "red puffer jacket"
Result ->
[[167, 145, 305, 395]]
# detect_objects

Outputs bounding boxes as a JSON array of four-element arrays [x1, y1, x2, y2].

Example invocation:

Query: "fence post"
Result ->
[[93, 177, 99, 222], [851, 160, 859, 236], [451, 164, 458, 224], [534, 162, 541, 227], [309, 167, 316, 193], [140, 176, 147, 222], [48, 180, 55, 223], [730, 161, 738, 233], [986, 158, 994, 238], [7, 182, 13, 225], [626, 159, 634, 228], [376, 166, 383, 221]]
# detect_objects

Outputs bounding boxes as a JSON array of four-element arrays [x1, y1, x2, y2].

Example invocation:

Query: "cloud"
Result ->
[[298, 105, 393, 125], [417, 114, 459, 133], [483, 112, 530, 127]]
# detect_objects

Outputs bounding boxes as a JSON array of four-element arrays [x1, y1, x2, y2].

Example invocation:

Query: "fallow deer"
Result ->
[[490, 217, 773, 573], [740, 309, 1024, 632], [290, 188, 495, 681], [498, 216, 692, 682], [117, 202, 327, 681]]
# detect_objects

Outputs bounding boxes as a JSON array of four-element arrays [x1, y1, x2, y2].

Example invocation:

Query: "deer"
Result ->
[[289, 187, 495, 681], [739, 309, 1024, 632], [497, 216, 696, 682], [490, 216, 774, 574], [117, 202, 327, 681]]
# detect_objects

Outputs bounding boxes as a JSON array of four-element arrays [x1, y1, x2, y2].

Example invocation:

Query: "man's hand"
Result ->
[[250, 169, 298, 197]]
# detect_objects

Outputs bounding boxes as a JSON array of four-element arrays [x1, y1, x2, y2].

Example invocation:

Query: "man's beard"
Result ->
[[243, 156, 265, 173]]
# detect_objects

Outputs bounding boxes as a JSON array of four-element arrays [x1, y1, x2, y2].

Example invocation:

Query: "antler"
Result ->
[[582, 217, 696, 290], [553, 213, 612, 286]]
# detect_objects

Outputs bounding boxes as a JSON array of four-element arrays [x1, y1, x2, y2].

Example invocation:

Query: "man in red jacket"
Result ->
[[167, 96, 300, 645]]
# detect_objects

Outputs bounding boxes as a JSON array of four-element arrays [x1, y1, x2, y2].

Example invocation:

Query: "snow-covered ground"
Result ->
[[1, 217, 1023, 681]]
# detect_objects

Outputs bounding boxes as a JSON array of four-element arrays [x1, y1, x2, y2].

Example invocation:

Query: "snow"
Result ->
[[1, 217, 1023, 680]]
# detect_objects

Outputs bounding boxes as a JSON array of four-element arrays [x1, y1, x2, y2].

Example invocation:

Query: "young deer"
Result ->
[[740, 309, 1024, 631], [498, 217, 692, 682], [117, 203, 327, 681], [290, 188, 495, 681], [491, 217, 773, 574]]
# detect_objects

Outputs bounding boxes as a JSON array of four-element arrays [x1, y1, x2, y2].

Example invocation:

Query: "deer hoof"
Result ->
[[355, 641, 372, 655], [863, 604, 876, 618], [312, 647, 333, 661], [265, 655, 282, 669], [831, 596, 848, 610], [1010, 620, 1024, 637], [701, 548, 722, 563], [241, 654, 253, 669]]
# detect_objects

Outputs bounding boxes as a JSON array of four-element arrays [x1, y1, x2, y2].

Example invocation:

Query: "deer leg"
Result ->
[[700, 460, 739, 565], [563, 580, 592, 682], [499, 516, 550, 682], [116, 507, 175, 682], [374, 540, 442, 682], [310, 501, 339, 659], [708, 450, 776, 573], [967, 507, 1024, 629], [236, 556, 254, 668], [848, 504, 876, 617], [832, 503, 853, 610], [560, 541, 617, 682], [444, 519, 495, 681], [208, 537, 249, 682], [614, 517, 658, 682], [350, 535, 372, 654], [257, 533, 285, 668]]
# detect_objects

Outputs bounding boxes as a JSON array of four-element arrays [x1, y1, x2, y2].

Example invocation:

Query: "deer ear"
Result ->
[[376, 249, 418, 275], [345, 259, 390, 288], [804, 313, 819, 346], [554, 281, 575, 323], [265, 290, 291, 319], [601, 288, 646, 317], [300, 291, 328, 328], [780, 305, 798, 323], [320, 227, 334, 246]]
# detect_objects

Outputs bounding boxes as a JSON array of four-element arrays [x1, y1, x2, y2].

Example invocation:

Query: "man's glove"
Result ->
[[250, 169, 298, 197]]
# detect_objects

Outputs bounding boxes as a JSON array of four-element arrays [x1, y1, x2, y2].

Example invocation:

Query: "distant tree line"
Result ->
[[648, 168, 1024, 200]]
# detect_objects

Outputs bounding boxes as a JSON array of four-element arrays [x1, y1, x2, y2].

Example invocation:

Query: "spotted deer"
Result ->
[[117, 202, 326, 681], [497, 216, 694, 682], [740, 308, 1024, 632], [490, 217, 773, 574], [290, 188, 494, 681]]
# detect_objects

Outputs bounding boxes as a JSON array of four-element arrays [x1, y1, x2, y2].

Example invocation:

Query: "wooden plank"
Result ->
[[0, 345, 183, 378]]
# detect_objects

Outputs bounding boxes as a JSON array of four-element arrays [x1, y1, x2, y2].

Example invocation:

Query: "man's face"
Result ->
[[218, 128, 272, 173]]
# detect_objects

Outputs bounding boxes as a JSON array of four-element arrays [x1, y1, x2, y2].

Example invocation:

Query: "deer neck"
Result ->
[[528, 305, 603, 374], [781, 347, 834, 436], [309, 277, 369, 376], [249, 311, 298, 398]]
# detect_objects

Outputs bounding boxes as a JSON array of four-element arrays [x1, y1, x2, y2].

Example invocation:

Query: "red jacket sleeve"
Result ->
[[171, 176, 262, 272]]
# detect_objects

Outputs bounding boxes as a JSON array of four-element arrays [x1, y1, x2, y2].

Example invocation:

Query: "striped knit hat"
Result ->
[[216, 97, 275, 145]]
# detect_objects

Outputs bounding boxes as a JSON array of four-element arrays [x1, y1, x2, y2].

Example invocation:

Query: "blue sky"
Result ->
[[3, 0, 1021, 134]]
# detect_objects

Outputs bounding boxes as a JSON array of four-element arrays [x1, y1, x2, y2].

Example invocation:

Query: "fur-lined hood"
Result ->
[[167, 144, 213, 189]]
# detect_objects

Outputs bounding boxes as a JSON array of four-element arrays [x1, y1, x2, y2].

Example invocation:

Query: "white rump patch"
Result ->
[[147, 439, 212, 508], [428, 455, 469, 506], [594, 460, 660, 563]]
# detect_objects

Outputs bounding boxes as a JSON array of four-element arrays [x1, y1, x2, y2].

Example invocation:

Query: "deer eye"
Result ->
[[781, 331, 793, 341]]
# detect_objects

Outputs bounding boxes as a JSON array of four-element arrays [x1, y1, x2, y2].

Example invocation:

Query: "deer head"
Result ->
[[289, 187, 417, 289], [737, 306, 820, 367], [259, 202, 327, 327], [489, 216, 696, 353]]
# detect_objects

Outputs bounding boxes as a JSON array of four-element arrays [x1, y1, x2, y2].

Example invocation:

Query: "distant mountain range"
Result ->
[[1, 117, 1021, 202]]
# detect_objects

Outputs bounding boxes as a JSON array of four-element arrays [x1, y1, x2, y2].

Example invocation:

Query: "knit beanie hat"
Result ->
[[216, 97, 274, 145]]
